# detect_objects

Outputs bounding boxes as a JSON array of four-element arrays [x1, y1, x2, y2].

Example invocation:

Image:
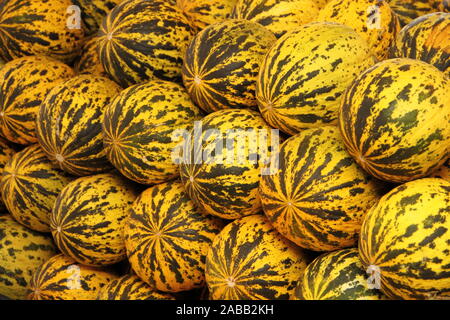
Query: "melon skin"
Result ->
[[51, 173, 138, 267], [293, 248, 386, 300], [256, 22, 376, 136], [391, 12, 450, 78], [97, 274, 176, 300], [431, 159, 449, 181], [125, 180, 223, 293], [359, 178, 450, 300], [260, 126, 386, 251], [74, 36, 109, 78], [339, 58, 450, 183], [0, 215, 57, 300], [318, 0, 400, 60], [72, 0, 122, 35], [0, 0, 85, 63], [36, 74, 122, 176], [0, 144, 74, 232], [206, 214, 309, 300], [28, 254, 118, 300], [98, 0, 196, 87], [231, 0, 320, 38], [0, 56, 75, 145], [102, 80, 202, 185], [182, 19, 276, 113], [179, 109, 277, 220], [0, 138, 15, 212], [177, 0, 238, 30], [387, 0, 443, 26]]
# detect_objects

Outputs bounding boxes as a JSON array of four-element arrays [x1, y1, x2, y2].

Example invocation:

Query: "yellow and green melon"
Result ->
[[74, 36, 109, 78], [339, 58, 450, 183], [0, 144, 74, 232], [36, 74, 122, 176], [177, 0, 238, 30], [0, 0, 84, 63], [125, 180, 223, 292], [359, 178, 450, 300], [256, 22, 376, 136], [318, 0, 400, 60], [206, 214, 309, 300], [260, 126, 386, 251], [72, 0, 122, 35], [51, 173, 138, 266], [28, 254, 117, 300], [0, 215, 57, 299], [103, 80, 202, 185], [388, 0, 443, 26], [231, 0, 320, 38], [0, 56, 75, 145]]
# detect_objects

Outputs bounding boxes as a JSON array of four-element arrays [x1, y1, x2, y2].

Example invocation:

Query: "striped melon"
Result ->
[[51, 173, 138, 266], [260, 126, 386, 251], [179, 109, 277, 220], [0, 0, 85, 63], [0, 215, 57, 300], [125, 180, 223, 292], [231, 0, 320, 38], [388, 0, 443, 26], [28, 253, 117, 300], [0, 138, 15, 211], [315, 0, 332, 8], [177, 0, 238, 30], [36, 74, 122, 176], [98, 0, 195, 88], [432, 159, 449, 181], [72, 0, 122, 35], [97, 274, 175, 300], [391, 12, 450, 78], [182, 20, 276, 113], [103, 80, 202, 185], [206, 214, 309, 300], [318, 0, 400, 60], [292, 248, 385, 300], [339, 58, 450, 183], [0, 56, 75, 145], [74, 36, 109, 77], [256, 22, 376, 136], [359, 178, 450, 300], [0, 144, 74, 233]]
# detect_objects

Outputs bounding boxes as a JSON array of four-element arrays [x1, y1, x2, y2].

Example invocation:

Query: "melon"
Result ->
[[74, 36, 109, 78], [177, 0, 238, 30], [388, 0, 443, 26], [36, 74, 122, 176], [51, 173, 138, 266], [339, 58, 450, 183], [431, 159, 449, 181], [256, 22, 376, 136], [72, 0, 122, 35], [0, 56, 75, 145]]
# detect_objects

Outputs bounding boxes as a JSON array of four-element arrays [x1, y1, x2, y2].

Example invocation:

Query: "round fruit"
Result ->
[[97, 274, 176, 300], [179, 109, 276, 219], [315, 0, 332, 8], [206, 214, 309, 300], [72, 0, 122, 35], [182, 20, 276, 113], [74, 36, 109, 77], [0, 56, 75, 145], [51, 173, 138, 266], [256, 22, 375, 136], [318, 0, 400, 60], [231, 0, 320, 38], [0, 0, 84, 63], [0, 144, 74, 232], [388, 0, 443, 26], [0, 215, 57, 299], [28, 254, 117, 300], [260, 126, 386, 251], [292, 248, 385, 300], [0, 138, 15, 211], [103, 80, 202, 185], [36, 74, 122, 176], [431, 159, 449, 181], [125, 180, 223, 292], [392, 12, 449, 77], [339, 58, 450, 183], [177, 0, 237, 30], [359, 178, 450, 300], [98, 0, 195, 87]]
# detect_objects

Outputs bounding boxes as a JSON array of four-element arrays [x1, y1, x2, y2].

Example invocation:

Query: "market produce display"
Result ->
[[0, 0, 448, 301]]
